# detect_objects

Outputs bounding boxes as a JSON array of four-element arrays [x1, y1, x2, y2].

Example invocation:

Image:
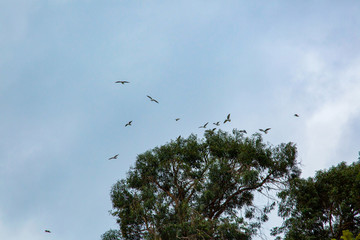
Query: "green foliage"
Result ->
[[331, 230, 360, 240], [101, 229, 121, 240], [273, 161, 360, 240], [105, 129, 301, 239]]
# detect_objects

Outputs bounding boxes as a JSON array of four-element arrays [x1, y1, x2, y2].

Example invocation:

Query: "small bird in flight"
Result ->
[[259, 128, 271, 134], [109, 154, 119, 160], [239, 130, 247, 134], [115, 81, 129, 84], [125, 121, 132, 127], [206, 128, 217, 134], [147, 95, 159, 103], [175, 118, 180, 121], [213, 121, 220, 126], [294, 114, 299, 117], [224, 114, 231, 123], [199, 122, 209, 128], [45, 230, 51, 233]]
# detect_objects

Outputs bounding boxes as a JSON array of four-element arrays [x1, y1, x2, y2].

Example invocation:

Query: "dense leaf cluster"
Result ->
[[272, 161, 360, 240]]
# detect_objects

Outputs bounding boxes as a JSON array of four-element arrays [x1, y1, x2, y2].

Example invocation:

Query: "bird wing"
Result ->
[[265, 128, 271, 131], [227, 114, 230, 119], [147, 95, 152, 100]]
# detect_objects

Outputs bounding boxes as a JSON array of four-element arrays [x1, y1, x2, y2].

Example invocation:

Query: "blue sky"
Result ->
[[1, 1, 360, 239]]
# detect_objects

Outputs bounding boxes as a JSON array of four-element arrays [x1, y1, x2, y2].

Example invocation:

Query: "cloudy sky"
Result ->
[[1, 1, 360, 239]]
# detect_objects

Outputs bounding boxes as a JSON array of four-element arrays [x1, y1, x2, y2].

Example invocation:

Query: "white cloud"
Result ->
[[294, 50, 360, 176]]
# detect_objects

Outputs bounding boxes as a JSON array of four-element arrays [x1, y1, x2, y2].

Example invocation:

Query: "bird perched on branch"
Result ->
[[259, 128, 271, 134], [147, 95, 159, 103], [125, 121, 132, 127], [109, 154, 119, 160], [224, 114, 231, 123], [115, 80, 129, 84], [199, 122, 209, 128]]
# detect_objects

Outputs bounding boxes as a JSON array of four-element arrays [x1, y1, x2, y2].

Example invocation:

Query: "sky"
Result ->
[[1, 1, 360, 239]]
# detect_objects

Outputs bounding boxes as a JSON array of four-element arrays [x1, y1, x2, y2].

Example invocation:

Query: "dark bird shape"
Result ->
[[125, 121, 132, 127], [45, 230, 51, 233], [115, 80, 129, 84], [259, 128, 271, 134], [147, 95, 159, 103], [239, 130, 247, 134], [177, 135, 181, 141], [206, 128, 217, 134], [213, 121, 220, 126], [175, 118, 180, 121], [294, 114, 299, 117], [109, 154, 119, 160], [223, 114, 231, 123], [199, 122, 209, 128]]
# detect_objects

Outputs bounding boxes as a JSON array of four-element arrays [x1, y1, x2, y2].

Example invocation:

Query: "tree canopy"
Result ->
[[272, 161, 360, 240], [103, 129, 301, 240]]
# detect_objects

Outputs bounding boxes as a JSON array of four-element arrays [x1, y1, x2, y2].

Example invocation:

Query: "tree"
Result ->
[[103, 129, 301, 240], [101, 229, 122, 240], [272, 161, 360, 240]]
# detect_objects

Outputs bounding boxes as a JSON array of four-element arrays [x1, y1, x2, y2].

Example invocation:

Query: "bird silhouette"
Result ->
[[45, 230, 51, 233], [115, 81, 129, 84], [177, 135, 181, 141], [224, 114, 231, 123], [259, 128, 271, 134], [294, 114, 299, 117], [199, 122, 209, 128], [175, 118, 180, 121], [109, 154, 119, 160], [206, 128, 217, 133], [213, 121, 220, 126], [239, 130, 247, 134], [125, 121, 132, 127], [147, 95, 159, 103]]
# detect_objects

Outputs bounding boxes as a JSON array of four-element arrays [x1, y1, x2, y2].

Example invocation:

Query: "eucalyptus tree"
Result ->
[[272, 161, 360, 240], [103, 129, 301, 240]]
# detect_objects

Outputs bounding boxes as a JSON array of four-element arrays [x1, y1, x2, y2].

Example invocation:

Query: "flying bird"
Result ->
[[109, 154, 119, 160], [147, 95, 159, 103], [239, 130, 247, 134], [294, 114, 299, 117], [259, 128, 271, 134], [125, 121, 132, 127], [199, 122, 209, 128], [115, 80, 129, 84], [45, 230, 51, 233], [175, 118, 180, 121], [213, 121, 220, 126], [223, 114, 231, 123], [206, 128, 217, 134]]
